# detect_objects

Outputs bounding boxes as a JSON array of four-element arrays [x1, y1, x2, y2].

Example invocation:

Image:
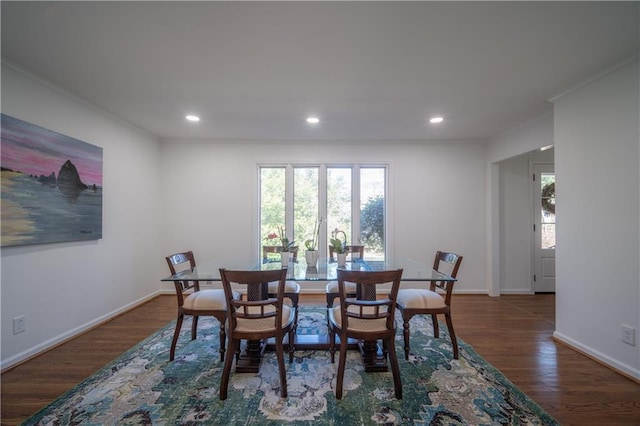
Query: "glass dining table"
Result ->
[[161, 255, 454, 283], [161, 256, 456, 372]]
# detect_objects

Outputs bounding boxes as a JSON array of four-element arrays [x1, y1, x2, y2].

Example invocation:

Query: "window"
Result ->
[[259, 164, 387, 260], [539, 173, 555, 250]]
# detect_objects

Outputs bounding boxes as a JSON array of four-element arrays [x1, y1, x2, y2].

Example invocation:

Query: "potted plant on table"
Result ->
[[330, 228, 348, 266], [277, 225, 295, 266], [304, 217, 322, 267]]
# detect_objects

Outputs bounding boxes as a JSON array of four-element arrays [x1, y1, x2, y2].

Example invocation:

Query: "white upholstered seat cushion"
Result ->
[[232, 304, 295, 333], [268, 280, 301, 294], [396, 289, 446, 309], [183, 289, 240, 310], [183, 289, 228, 310], [325, 281, 357, 294], [328, 305, 391, 333]]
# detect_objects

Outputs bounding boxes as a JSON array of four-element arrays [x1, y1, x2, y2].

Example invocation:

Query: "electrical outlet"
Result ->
[[13, 315, 26, 335], [621, 324, 635, 346]]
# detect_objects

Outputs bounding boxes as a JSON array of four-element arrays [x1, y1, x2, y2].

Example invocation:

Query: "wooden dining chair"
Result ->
[[328, 268, 404, 399], [396, 251, 463, 360], [218, 268, 296, 400], [328, 244, 364, 261], [325, 245, 365, 307], [268, 280, 300, 340], [262, 245, 299, 262], [165, 251, 236, 362], [262, 246, 301, 322], [324, 245, 365, 335]]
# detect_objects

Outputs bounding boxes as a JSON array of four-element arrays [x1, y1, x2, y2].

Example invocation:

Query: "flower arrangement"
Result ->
[[276, 225, 295, 252], [264, 232, 279, 246], [264, 226, 295, 251], [304, 217, 323, 251], [330, 228, 347, 254]]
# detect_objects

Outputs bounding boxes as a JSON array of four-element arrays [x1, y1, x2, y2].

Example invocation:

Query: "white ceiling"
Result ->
[[2, 2, 638, 142]]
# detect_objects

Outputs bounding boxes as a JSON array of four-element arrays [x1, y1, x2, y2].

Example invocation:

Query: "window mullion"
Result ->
[[318, 164, 328, 258], [285, 164, 295, 244], [352, 165, 361, 244]]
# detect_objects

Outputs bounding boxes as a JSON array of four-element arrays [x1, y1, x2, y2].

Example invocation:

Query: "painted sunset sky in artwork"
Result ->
[[1, 114, 102, 186]]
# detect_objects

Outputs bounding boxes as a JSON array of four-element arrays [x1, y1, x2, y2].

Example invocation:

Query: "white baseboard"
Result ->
[[499, 289, 535, 295], [451, 289, 492, 295], [1, 291, 164, 372], [553, 331, 640, 382]]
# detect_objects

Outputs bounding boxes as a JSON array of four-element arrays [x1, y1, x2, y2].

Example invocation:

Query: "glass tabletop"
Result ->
[[161, 257, 455, 282]]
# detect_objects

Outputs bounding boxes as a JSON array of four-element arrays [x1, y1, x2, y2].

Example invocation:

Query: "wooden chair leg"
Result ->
[[292, 294, 299, 327], [336, 331, 348, 399], [325, 294, 334, 336], [445, 312, 459, 359], [325, 293, 334, 310], [402, 316, 411, 361], [218, 321, 226, 363], [288, 324, 295, 363], [191, 315, 199, 340], [170, 314, 184, 361], [219, 338, 237, 400], [290, 295, 298, 363], [275, 336, 288, 398], [387, 335, 403, 400], [431, 314, 439, 338], [329, 316, 336, 363]]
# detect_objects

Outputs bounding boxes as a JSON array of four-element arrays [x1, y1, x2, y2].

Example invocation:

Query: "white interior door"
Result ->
[[533, 164, 556, 292]]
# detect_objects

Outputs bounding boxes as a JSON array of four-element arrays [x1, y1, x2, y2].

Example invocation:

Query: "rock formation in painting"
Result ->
[[38, 172, 57, 187], [56, 160, 88, 200], [57, 160, 88, 190]]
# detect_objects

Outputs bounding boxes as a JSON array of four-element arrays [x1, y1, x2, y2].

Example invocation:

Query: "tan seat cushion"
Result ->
[[183, 289, 240, 310], [233, 304, 295, 333], [328, 305, 391, 333], [183, 289, 228, 310], [268, 280, 301, 294], [325, 281, 357, 294], [396, 289, 446, 309]]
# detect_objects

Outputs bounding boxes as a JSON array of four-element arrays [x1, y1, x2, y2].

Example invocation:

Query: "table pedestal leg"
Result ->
[[355, 284, 389, 372], [359, 340, 389, 372], [234, 340, 265, 373], [234, 282, 268, 373]]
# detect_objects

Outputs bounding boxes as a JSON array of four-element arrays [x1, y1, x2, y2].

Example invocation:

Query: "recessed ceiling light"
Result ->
[[185, 115, 200, 122], [429, 116, 444, 124], [306, 116, 320, 124]]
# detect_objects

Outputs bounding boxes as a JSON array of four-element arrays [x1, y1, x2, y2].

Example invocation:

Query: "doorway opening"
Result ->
[[532, 163, 555, 293]]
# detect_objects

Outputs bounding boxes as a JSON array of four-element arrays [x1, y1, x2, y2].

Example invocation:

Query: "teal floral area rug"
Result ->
[[25, 307, 558, 425]]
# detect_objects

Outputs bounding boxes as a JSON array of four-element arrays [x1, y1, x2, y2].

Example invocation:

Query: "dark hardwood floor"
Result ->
[[2, 294, 639, 425]]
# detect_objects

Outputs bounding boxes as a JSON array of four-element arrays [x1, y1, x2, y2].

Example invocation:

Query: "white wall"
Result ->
[[499, 155, 532, 293], [160, 140, 488, 293], [553, 59, 640, 379], [488, 111, 554, 164], [1, 63, 163, 369]]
